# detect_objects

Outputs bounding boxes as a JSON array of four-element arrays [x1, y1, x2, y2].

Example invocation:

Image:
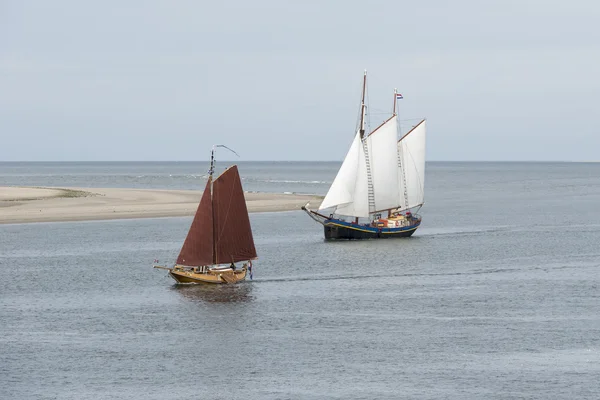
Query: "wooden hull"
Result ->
[[168, 266, 247, 284], [323, 219, 420, 240]]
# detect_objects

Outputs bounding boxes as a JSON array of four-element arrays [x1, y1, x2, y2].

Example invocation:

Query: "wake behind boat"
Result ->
[[154, 145, 257, 284], [303, 71, 426, 239]]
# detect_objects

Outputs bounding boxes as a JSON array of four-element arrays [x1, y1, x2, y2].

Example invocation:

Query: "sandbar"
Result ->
[[0, 186, 323, 225]]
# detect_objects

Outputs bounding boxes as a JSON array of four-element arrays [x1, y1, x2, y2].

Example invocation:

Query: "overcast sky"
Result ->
[[1, 0, 599, 161]]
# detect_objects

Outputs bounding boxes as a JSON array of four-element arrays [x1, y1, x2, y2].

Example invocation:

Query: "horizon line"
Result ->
[[0, 160, 598, 163]]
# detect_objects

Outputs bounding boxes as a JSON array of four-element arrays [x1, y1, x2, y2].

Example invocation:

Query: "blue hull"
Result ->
[[323, 219, 421, 240]]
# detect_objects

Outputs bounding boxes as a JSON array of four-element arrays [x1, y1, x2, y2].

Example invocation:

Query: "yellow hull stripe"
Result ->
[[381, 227, 417, 234], [324, 222, 375, 233]]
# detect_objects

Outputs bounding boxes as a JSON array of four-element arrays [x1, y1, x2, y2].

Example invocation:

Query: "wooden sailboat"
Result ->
[[302, 71, 427, 239], [154, 146, 257, 284]]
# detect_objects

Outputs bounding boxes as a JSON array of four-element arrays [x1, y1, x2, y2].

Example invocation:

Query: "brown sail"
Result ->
[[176, 179, 214, 266], [212, 165, 257, 264]]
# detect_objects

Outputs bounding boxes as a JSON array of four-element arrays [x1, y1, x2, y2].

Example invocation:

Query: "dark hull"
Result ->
[[323, 220, 420, 240]]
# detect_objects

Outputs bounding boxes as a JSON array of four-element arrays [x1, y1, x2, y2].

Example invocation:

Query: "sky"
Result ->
[[1, 0, 599, 162]]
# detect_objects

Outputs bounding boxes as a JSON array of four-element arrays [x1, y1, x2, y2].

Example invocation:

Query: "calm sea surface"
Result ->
[[1, 162, 600, 399], [0, 161, 336, 195]]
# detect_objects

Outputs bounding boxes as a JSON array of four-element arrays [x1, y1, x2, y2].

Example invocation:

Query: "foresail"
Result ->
[[366, 116, 401, 211], [398, 119, 426, 209], [177, 180, 214, 266], [212, 165, 257, 264], [335, 135, 369, 217], [319, 130, 369, 217]]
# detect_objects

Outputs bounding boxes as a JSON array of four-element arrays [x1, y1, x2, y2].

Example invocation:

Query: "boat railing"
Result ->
[[391, 219, 417, 228], [371, 214, 421, 228]]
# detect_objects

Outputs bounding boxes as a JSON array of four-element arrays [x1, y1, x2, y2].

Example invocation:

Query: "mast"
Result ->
[[209, 146, 217, 265], [359, 70, 367, 138], [359, 70, 376, 216], [393, 89, 409, 210]]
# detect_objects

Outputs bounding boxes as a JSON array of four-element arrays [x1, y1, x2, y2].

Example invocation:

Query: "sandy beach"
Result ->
[[0, 186, 323, 224]]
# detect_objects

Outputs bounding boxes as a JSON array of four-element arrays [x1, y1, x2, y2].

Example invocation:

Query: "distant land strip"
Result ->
[[0, 186, 323, 224]]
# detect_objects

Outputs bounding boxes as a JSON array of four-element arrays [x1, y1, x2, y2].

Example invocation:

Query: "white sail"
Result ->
[[398, 119, 426, 209], [335, 136, 369, 217], [366, 116, 401, 212], [319, 130, 370, 217]]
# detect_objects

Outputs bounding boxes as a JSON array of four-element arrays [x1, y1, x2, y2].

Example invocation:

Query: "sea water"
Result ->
[[1, 162, 599, 399], [0, 161, 335, 195]]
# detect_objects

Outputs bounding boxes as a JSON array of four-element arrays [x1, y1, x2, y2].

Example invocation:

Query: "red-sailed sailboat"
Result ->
[[154, 145, 257, 284]]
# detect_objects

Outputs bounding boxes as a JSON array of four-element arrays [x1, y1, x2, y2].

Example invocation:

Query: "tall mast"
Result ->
[[359, 70, 375, 217], [208, 147, 215, 178], [359, 70, 367, 138], [394, 93, 410, 211], [208, 146, 217, 265]]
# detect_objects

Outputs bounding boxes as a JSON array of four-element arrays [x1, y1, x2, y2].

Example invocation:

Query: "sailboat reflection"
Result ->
[[170, 283, 253, 303]]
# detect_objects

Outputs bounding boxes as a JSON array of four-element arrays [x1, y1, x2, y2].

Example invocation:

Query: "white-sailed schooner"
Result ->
[[302, 71, 426, 239]]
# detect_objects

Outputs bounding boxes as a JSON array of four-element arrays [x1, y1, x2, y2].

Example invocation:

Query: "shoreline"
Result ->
[[0, 186, 323, 225]]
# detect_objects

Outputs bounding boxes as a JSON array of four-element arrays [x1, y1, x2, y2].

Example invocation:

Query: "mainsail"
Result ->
[[398, 119, 426, 209], [366, 116, 400, 212], [176, 165, 257, 266], [213, 166, 257, 263]]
